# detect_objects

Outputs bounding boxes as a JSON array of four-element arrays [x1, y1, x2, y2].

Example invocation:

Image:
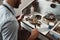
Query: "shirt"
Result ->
[[0, 1, 19, 40], [3, 1, 16, 16]]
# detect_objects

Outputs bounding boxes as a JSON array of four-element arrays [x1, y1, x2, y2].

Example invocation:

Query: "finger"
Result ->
[[16, 15, 20, 18]]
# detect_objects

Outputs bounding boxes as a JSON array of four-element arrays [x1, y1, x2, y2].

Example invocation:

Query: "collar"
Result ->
[[3, 1, 16, 16]]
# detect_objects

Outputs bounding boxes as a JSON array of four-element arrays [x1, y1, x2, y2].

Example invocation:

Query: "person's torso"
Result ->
[[0, 5, 19, 40]]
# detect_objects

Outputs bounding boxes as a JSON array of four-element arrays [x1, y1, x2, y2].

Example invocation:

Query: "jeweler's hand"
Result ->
[[28, 28, 39, 40], [16, 14, 25, 22]]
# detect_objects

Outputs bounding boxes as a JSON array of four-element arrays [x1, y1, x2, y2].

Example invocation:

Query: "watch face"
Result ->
[[50, 3, 56, 8], [44, 13, 56, 22], [38, 0, 60, 15], [35, 15, 41, 20]]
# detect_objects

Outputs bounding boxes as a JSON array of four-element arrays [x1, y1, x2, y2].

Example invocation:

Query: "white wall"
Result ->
[[15, 0, 34, 16]]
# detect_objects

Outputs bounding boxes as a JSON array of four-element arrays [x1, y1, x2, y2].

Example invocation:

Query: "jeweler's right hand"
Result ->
[[28, 28, 39, 40]]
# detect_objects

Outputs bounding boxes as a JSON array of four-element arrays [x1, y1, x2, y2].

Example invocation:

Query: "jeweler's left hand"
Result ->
[[16, 14, 25, 22]]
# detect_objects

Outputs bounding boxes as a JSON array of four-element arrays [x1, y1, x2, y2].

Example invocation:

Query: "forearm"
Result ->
[[27, 35, 36, 40], [28, 28, 39, 40]]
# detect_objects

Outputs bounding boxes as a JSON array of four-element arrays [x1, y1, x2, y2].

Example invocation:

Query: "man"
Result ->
[[0, 0, 39, 40]]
